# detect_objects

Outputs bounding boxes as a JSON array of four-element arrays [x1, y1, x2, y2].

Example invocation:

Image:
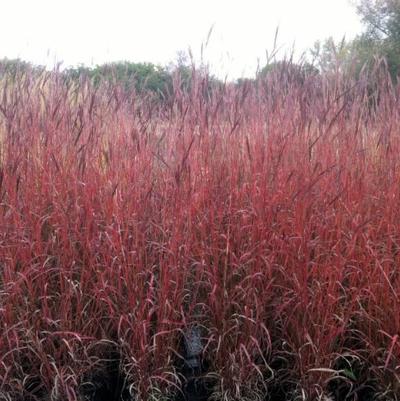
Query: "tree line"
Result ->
[[1, 0, 399, 93]]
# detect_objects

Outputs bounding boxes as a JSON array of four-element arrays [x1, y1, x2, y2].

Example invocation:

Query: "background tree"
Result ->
[[257, 59, 319, 82], [0, 58, 44, 79], [313, 1, 400, 80], [355, 0, 400, 78], [64, 61, 173, 97]]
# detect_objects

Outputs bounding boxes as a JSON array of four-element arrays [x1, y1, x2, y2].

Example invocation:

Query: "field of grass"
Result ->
[[0, 62, 399, 401]]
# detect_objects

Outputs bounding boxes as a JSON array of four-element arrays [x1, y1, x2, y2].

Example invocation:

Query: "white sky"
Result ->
[[0, 0, 362, 79]]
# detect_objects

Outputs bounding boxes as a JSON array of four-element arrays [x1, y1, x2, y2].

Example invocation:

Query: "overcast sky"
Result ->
[[0, 0, 362, 78]]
